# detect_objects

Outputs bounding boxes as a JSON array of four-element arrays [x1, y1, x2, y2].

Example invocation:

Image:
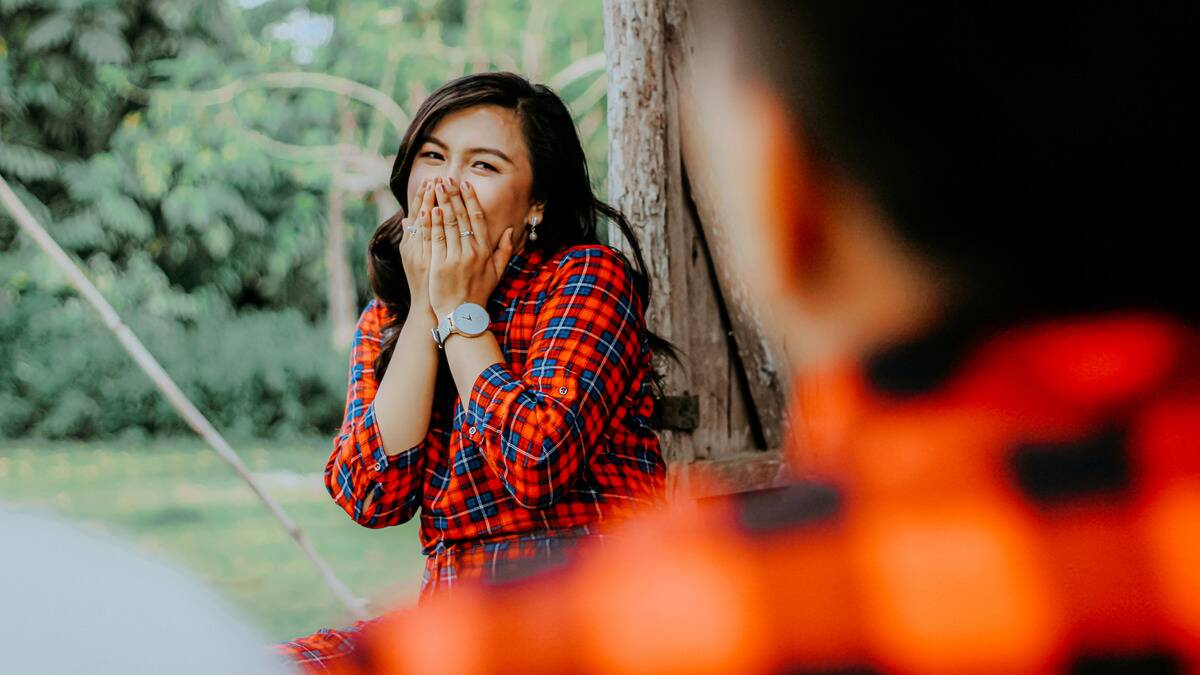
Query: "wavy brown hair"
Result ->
[[367, 72, 671, 398]]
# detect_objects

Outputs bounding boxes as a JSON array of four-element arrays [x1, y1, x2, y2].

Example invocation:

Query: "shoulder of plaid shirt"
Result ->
[[315, 312, 1200, 675], [325, 242, 665, 539]]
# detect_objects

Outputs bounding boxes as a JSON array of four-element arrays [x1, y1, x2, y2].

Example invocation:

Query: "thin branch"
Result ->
[[147, 71, 410, 134], [569, 71, 608, 120], [549, 52, 606, 91], [365, 44, 403, 154], [0, 171, 369, 622], [213, 110, 391, 192], [521, 0, 550, 79]]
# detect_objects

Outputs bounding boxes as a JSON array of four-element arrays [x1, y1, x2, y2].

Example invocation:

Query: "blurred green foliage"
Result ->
[[0, 0, 608, 439]]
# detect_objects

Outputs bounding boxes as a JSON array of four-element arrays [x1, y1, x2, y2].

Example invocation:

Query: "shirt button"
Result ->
[[373, 462, 383, 472], [558, 386, 569, 395], [468, 426, 478, 436]]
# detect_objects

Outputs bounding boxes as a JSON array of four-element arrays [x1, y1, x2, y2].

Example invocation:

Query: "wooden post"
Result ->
[[604, 0, 792, 498]]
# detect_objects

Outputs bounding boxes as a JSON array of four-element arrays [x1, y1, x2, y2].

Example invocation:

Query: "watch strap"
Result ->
[[432, 314, 454, 349]]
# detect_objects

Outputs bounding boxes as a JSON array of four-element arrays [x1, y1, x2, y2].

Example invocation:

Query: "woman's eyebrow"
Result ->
[[424, 136, 512, 164], [467, 147, 513, 163]]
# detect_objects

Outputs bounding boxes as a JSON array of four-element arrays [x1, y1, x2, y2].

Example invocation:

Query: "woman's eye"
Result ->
[[472, 161, 497, 172], [421, 151, 444, 160]]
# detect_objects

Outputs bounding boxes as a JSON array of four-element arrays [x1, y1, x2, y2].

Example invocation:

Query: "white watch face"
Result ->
[[452, 303, 489, 336]]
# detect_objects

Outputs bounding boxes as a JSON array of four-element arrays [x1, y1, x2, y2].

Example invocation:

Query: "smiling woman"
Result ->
[[279, 72, 670, 670]]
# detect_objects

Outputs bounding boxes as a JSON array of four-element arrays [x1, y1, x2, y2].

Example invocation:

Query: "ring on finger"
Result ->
[[459, 230, 474, 237]]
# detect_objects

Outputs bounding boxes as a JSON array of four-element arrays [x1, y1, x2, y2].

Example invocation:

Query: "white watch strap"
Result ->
[[432, 315, 454, 348]]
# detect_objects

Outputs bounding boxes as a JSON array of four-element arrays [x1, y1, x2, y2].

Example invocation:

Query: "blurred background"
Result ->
[[0, 0, 609, 640]]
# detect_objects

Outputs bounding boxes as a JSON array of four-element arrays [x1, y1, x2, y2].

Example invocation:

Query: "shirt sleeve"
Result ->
[[464, 247, 647, 508], [324, 300, 427, 528]]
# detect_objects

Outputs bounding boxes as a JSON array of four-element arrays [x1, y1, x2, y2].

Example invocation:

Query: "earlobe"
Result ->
[[525, 203, 545, 241], [525, 202, 545, 223]]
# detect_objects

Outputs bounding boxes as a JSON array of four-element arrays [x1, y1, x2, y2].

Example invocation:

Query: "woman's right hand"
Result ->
[[399, 179, 437, 324]]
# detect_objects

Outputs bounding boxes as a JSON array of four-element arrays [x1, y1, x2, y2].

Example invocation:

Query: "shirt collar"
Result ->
[[490, 245, 549, 307]]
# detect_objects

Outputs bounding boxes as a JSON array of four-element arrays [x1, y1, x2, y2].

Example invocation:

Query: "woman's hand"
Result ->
[[428, 177, 515, 318], [399, 179, 437, 324]]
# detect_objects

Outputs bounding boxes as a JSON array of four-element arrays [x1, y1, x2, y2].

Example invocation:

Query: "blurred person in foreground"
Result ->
[[0, 505, 291, 674], [292, 3, 1198, 673]]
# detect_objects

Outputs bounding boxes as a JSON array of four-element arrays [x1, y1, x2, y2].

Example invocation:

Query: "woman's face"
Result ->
[[406, 104, 540, 253]]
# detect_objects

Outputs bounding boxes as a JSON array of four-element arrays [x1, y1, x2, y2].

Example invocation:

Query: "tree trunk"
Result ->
[[603, 0, 791, 499], [327, 99, 358, 349]]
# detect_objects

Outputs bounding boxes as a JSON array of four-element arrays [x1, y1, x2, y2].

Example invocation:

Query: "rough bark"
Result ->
[[668, 0, 791, 448], [604, 0, 787, 498]]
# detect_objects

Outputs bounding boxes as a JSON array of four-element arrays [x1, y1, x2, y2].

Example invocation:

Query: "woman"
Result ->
[[282, 70, 668, 667]]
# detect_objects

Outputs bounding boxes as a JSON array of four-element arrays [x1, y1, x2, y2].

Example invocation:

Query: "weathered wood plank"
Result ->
[[604, 0, 692, 475], [668, 0, 792, 449], [681, 451, 791, 500], [604, 0, 785, 499]]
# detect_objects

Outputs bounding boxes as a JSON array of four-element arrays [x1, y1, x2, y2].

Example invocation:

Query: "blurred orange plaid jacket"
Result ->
[[299, 312, 1200, 674]]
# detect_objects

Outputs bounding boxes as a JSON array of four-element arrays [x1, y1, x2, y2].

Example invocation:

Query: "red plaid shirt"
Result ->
[[292, 313, 1200, 674], [325, 244, 665, 585]]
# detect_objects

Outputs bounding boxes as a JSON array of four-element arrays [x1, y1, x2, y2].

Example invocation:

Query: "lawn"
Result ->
[[0, 437, 426, 642]]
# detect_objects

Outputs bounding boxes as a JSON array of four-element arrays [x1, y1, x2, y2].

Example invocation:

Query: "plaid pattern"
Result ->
[[279, 526, 609, 672], [322, 313, 1200, 674], [325, 244, 664, 548], [276, 622, 370, 673], [419, 523, 608, 599], [282, 245, 663, 671]]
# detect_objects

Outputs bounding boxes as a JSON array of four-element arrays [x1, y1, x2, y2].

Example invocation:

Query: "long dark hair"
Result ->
[[367, 71, 670, 392]]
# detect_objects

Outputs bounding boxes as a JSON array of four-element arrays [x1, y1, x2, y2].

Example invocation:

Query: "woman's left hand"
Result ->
[[428, 177, 515, 319]]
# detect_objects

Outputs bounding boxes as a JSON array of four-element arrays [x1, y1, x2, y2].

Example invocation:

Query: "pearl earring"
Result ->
[[529, 215, 539, 241]]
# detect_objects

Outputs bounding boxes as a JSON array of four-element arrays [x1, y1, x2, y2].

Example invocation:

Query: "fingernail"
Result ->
[[433, 206, 441, 217], [436, 182, 445, 194], [463, 180, 472, 192]]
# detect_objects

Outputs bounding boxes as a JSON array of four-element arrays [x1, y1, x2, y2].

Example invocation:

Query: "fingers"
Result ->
[[442, 178, 473, 240], [491, 227, 515, 278], [434, 180, 461, 259], [382, 209, 406, 250], [408, 182, 425, 221], [399, 181, 425, 250], [460, 180, 489, 249], [419, 178, 436, 239], [409, 181, 432, 265], [430, 202, 448, 262]]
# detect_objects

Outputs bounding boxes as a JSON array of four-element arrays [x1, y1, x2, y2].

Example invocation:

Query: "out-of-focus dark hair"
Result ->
[[367, 72, 671, 388], [699, 2, 1196, 324]]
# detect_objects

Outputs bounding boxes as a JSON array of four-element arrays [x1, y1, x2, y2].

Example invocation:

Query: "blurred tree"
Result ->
[[0, 0, 609, 440]]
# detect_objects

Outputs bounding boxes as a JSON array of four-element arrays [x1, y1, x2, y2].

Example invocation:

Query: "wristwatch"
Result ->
[[432, 302, 490, 348]]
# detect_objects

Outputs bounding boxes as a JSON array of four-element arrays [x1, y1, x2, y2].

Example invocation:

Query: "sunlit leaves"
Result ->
[[23, 11, 73, 51], [96, 192, 153, 239], [75, 27, 130, 65], [0, 141, 58, 180]]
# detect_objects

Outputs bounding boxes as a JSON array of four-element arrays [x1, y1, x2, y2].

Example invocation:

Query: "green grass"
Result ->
[[0, 437, 425, 642]]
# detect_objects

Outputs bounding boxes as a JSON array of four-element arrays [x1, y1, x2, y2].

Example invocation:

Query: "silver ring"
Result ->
[[405, 227, 418, 234], [459, 230, 474, 237]]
